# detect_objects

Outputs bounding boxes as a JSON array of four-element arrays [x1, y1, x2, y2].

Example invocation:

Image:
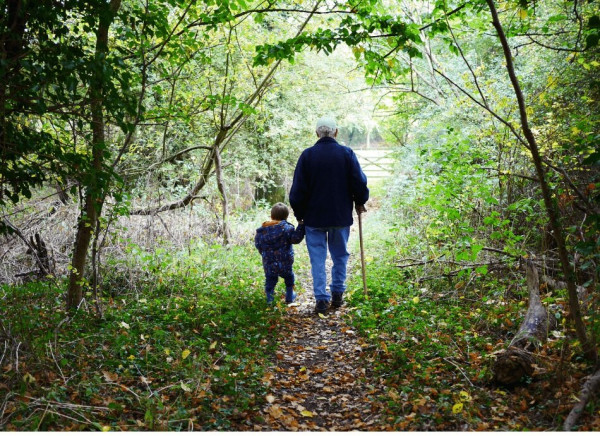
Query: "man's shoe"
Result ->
[[331, 292, 344, 308], [315, 299, 330, 314]]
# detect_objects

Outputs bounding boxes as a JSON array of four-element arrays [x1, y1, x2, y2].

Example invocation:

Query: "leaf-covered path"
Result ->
[[236, 244, 388, 431]]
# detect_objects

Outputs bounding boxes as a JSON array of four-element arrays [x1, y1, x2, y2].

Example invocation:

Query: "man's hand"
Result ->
[[355, 204, 367, 215]]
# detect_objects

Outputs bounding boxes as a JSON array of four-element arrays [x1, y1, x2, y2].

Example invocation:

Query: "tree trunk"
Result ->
[[66, 0, 121, 310], [214, 146, 231, 245], [493, 259, 554, 385], [485, 0, 596, 363]]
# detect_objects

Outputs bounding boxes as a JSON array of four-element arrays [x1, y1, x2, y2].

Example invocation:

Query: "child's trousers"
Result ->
[[265, 271, 295, 303]]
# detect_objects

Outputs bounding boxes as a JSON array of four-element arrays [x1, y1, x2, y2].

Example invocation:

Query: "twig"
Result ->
[[1, 218, 49, 276], [47, 341, 68, 386], [22, 396, 110, 412], [0, 392, 15, 426], [443, 357, 475, 387], [54, 316, 71, 350], [45, 409, 93, 425], [133, 363, 154, 397], [481, 246, 521, 259], [563, 368, 600, 430], [105, 382, 142, 404], [396, 259, 435, 268], [0, 340, 7, 367], [36, 403, 51, 431], [417, 263, 506, 282], [15, 342, 21, 374], [152, 383, 180, 397]]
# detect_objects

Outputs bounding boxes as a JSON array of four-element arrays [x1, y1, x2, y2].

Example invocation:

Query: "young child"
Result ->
[[255, 202, 305, 304]]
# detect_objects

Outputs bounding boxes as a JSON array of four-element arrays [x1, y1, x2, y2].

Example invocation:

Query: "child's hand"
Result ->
[[298, 219, 304, 225]]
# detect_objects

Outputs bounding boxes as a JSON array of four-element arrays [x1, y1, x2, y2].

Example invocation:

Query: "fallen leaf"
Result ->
[[119, 321, 130, 329], [301, 410, 314, 417], [459, 391, 472, 402], [182, 349, 191, 360], [22, 373, 36, 384], [268, 405, 283, 419], [102, 371, 118, 382], [452, 403, 463, 414], [266, 394, 276, 403]]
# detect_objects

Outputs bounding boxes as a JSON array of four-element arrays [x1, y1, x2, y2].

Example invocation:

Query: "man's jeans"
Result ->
[[305, 226, 350, 302]]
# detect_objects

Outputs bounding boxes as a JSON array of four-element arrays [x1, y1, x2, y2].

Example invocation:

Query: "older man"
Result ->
[[289, 117, 369, 314]]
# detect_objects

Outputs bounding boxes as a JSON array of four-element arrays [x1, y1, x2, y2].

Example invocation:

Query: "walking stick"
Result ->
[[358, 211, 368, 297]]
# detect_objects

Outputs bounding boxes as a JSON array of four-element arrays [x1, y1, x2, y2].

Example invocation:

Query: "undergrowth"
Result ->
[[345, 210, 597, 431], [0, 243, 279, 431]]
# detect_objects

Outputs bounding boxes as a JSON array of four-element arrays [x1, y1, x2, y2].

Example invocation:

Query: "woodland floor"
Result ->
[[2, 206, 600, 430], [236, 269, 387, 431]]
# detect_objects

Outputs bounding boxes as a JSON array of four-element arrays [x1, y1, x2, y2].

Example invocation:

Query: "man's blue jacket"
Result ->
[[289, 137, 369, 228]]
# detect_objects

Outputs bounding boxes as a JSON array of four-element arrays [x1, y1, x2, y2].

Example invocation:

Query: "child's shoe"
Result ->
[[285, 286, 296, 304]]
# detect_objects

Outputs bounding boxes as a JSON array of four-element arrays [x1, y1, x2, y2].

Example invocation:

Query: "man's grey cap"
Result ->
[[316, 117, 337, 130]]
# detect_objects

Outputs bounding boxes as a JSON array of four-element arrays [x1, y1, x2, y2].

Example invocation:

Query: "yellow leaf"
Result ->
[[164, 348, 170, 356], [518, 8, 528, 19], [101, 425, 111, 432], [180, 381, 191, 392], [22, 373, 36, 384], [209, 341, 217, 350], [119, 321, 130, 329], [412, 296, 420, 304], [127, 355, 135, 360], [182, 349, 191, 360], [301, 410, 314, 417], [318, 313, 327, 319], [452, 402, 464, 414], [266, 394, 276, 403], [380, 341, 389, 353], [459, 391, 472, 402]]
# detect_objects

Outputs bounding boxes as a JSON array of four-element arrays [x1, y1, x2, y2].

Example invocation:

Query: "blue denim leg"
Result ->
[[305, 227, 329, 302], [328, 226, 350, 294], [264, 274, 278, 303]]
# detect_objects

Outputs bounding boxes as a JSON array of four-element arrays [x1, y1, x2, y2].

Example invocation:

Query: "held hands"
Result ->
[[355, 204, 367, 215]]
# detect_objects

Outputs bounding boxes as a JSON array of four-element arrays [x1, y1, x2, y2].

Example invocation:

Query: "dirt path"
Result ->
[[240, 238, 388, 431]]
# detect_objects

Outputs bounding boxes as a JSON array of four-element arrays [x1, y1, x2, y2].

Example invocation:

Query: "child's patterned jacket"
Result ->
[[255, 220, 305, 275]]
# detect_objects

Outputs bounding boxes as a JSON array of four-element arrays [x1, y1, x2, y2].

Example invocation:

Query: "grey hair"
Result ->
[[316, 125, 337, 138]]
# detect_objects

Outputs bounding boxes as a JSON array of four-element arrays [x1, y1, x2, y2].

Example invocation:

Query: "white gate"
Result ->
[[354, 149, 394, 179]]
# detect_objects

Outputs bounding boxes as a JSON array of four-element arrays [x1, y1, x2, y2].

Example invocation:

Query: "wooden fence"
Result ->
[[354, 149, 394, 179]]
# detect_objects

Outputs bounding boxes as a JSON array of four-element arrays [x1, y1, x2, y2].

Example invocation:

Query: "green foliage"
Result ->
[[344, 210, 578, 430], [0, 243, 280, 430]]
